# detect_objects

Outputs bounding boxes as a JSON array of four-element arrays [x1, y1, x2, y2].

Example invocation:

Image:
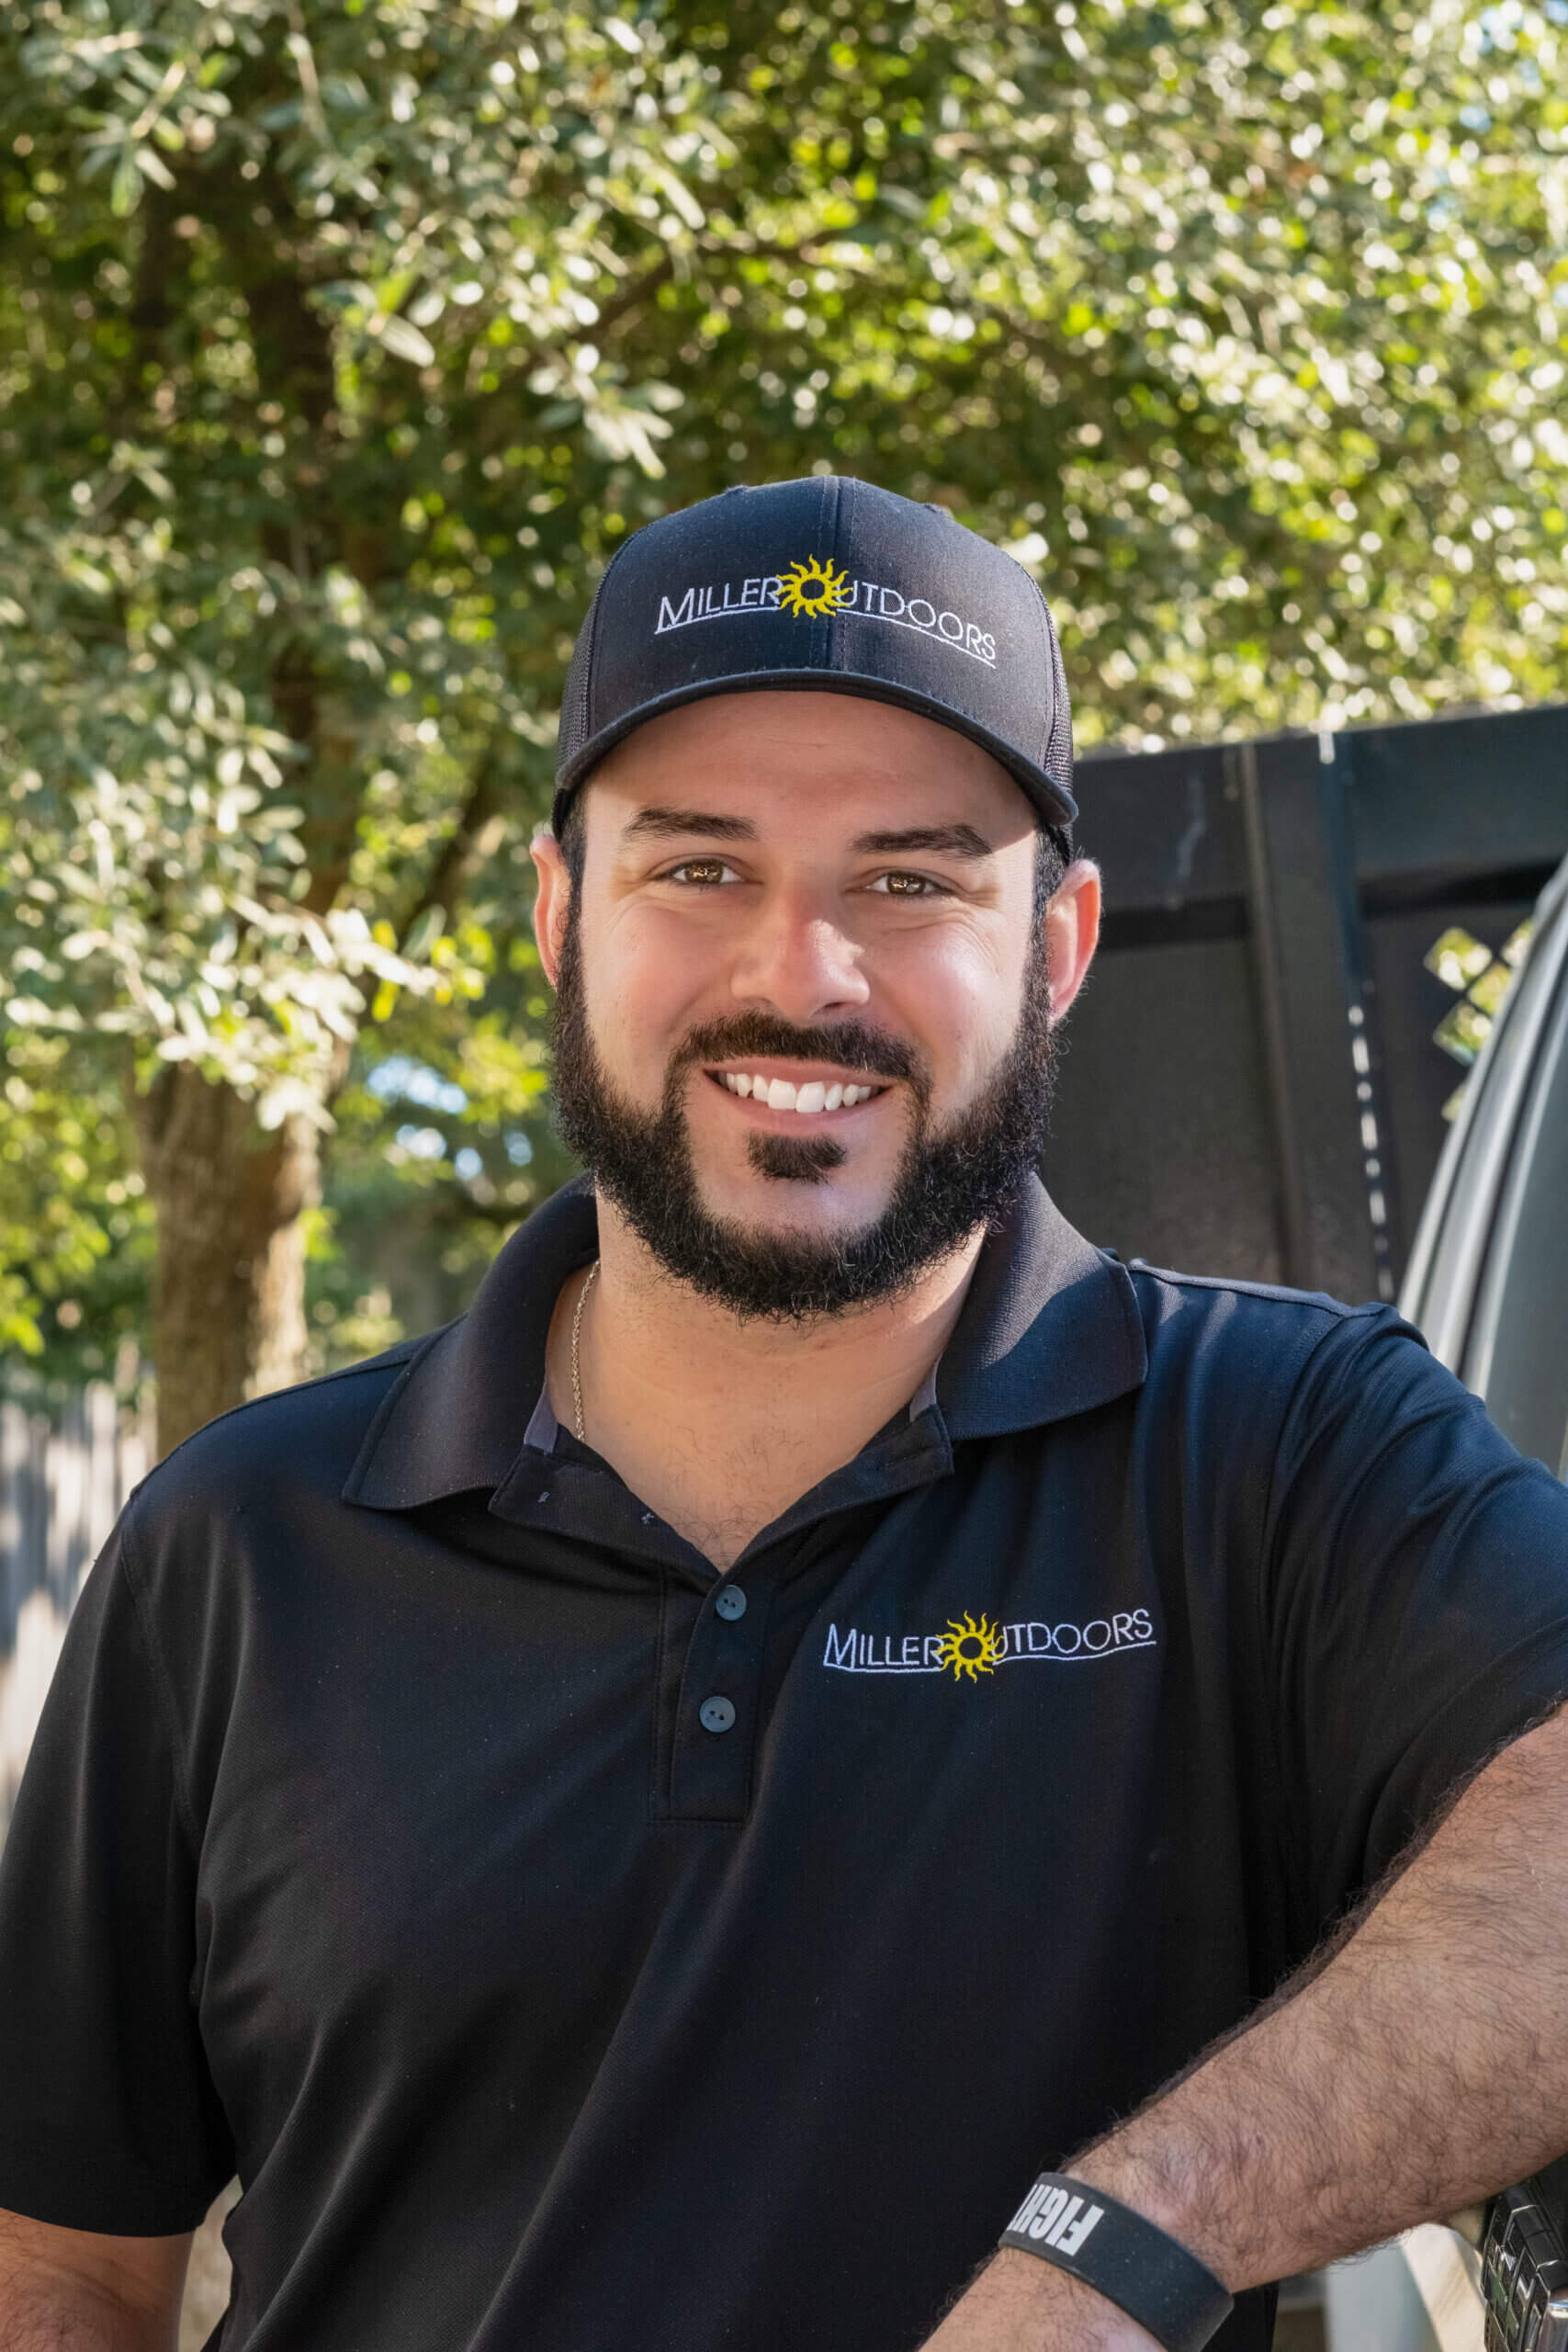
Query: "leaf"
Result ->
[[316, 278, 379, 312], [378, 315, 436, 368], [648, 161, 705, 232], [620, 417, 667, 479], [402, 904, 446, 961], [109, 149, 141, 218], [62, 555, 113, 595]]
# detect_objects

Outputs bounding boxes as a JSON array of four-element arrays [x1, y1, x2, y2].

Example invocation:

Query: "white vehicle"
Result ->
[[1322, 850, 1568, 2352], [1401, 850, 1568, 1484]]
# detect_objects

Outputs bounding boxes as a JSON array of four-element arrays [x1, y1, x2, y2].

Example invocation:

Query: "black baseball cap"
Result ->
[[553, 475, 1076, 839]]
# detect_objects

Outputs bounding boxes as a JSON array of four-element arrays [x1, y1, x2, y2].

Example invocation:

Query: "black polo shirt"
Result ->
[[3, 1176, 1567, 2352]]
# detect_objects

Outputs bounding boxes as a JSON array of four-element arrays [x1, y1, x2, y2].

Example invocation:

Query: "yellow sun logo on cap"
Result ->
[[776, 555, 852, 617], [935, 1611, 1005, 1682]]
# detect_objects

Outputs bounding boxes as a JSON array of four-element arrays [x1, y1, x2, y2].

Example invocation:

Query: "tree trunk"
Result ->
[[128, 1068, 322, 1460]]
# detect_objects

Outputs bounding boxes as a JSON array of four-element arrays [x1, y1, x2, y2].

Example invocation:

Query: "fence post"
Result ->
[[1235, 731, 1387, 1304]]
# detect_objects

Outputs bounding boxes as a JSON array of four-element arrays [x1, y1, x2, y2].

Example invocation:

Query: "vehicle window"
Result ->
[[1466, 953, 1568, 1480], [1407, 889, 1566, 1372]]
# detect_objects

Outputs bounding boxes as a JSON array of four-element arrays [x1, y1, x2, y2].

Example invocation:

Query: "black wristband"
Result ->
[[998, 2173, 1235, 2352]]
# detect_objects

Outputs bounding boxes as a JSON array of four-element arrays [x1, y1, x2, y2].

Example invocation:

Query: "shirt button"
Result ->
[[715, 1585, 747, 1621], [698, 1695, 736, 1735]]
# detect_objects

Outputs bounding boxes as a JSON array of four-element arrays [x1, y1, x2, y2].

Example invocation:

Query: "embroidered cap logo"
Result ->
[[775, 555, 852, 617]]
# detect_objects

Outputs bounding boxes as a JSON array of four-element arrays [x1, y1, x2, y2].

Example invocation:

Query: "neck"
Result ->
[[552, 1202, 986, 1569]]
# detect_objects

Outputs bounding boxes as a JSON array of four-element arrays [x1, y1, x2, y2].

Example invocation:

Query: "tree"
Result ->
[[4, 0, 1566, 1451]]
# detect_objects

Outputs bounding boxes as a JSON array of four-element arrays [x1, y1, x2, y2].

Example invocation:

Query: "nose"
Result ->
[[727, 884, 872, 1024]]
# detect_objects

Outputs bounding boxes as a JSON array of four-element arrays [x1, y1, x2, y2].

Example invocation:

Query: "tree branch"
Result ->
[[396, 750, 512, 941]]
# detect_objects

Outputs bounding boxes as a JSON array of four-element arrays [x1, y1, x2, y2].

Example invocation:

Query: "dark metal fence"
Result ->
[[1046, 704, 1568, 1305]]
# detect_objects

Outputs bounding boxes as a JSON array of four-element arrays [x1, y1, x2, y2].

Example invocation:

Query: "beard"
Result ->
[[549, 905, 1058, 1320]]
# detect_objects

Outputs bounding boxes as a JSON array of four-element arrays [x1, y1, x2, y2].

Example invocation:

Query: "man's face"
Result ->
[[536, 692, 1091, 1317]]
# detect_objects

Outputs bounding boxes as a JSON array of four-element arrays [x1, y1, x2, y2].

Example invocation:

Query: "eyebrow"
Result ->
[[617, 810, 996, 860], [850, 824, 996, 861], [621, 806, 759, 842]]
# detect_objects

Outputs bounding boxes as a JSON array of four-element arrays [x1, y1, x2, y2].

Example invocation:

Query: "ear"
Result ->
[[530, 825, 570, 987], [1043, 858, 1100, 1023]]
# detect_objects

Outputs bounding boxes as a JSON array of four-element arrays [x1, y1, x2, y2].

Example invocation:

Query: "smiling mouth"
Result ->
[[709, 1070, 890, 1116]]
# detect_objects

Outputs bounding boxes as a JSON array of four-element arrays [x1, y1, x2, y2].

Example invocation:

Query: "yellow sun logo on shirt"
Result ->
[[935, 1611, 1005, 1682], [775, 555, 852, 617]]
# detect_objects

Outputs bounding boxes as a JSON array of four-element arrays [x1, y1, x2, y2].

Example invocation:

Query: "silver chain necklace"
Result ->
[[570, 1261, 600, 1443]]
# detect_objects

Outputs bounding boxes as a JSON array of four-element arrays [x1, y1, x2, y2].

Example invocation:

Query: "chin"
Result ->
[[702, 1168, 888, 1237]]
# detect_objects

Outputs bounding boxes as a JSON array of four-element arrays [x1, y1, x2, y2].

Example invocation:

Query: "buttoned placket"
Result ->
[[487, 1402, 956, 1826], [661, 1559, 774, 1819]]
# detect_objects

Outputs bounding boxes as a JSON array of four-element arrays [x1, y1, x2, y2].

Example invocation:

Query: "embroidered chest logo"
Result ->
[[936, 1611, 1006, 1680], [823, 1608, 1156, 1680]]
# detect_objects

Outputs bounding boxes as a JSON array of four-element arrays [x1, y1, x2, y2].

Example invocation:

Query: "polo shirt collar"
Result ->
[[937, 1174, 1148, 1442], [342, 1176, 600, 1513], [342, 1172, 1146, 1517]]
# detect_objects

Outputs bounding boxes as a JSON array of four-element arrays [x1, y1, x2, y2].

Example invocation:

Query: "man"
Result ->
[[1, 476, 1567, 2352]]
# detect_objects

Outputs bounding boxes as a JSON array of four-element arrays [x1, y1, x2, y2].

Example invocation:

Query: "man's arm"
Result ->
[[922, 1698, 1568, 2350], [0, 2210, 191, 2352]]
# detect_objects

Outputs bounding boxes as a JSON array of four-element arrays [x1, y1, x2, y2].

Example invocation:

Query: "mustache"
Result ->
[[671, 1012, 925, 1087]]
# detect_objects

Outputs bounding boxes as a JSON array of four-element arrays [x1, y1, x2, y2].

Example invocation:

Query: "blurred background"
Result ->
[[4, 3, 1568, 2336], [6, 0, 1568, 1448]]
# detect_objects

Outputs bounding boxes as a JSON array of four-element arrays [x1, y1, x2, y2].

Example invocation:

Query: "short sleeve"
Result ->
[[1262, 1309, 1568, 1931], [0, 1510, 234, 2232]]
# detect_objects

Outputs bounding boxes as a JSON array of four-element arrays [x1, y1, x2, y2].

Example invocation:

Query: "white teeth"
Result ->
[[720, 1072, 882, 1112]]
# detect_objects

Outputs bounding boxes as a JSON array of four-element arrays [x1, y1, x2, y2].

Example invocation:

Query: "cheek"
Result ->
[[589, 908, 710, 1057], [892, 931, 1026, 1083]]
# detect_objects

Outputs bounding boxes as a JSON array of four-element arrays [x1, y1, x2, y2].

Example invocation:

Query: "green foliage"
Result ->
[[0, 1032, 153, 1371], [3, 0, 1567, 1372]]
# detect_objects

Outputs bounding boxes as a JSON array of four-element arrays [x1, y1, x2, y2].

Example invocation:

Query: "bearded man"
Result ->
[[2, 478, 1567, 2352]]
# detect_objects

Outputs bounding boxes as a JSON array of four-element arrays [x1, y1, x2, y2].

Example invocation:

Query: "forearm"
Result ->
[[1072, 1701, 1568, 2290], [921, 1702, 1568, 2349], [0, 2215, 185, 2352], [0, 2274, 163, 2352]]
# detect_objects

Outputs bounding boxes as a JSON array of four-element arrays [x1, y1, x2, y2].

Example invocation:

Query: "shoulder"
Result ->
[[121, 1331, 441, 1556], [1127, 1259, 1394, 1360], [1122, 1259, 1439, 1448]]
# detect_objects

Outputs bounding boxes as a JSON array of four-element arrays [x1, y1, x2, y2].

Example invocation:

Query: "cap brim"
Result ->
[[551, 668, 1077, 837]]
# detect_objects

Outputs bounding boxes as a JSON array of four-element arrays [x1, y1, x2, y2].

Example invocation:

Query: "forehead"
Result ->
[[581, 689, 1036, 849]]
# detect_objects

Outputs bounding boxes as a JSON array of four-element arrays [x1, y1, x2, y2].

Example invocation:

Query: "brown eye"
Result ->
[[668, 859, 733, 886], [872, 871, 938, 896]]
